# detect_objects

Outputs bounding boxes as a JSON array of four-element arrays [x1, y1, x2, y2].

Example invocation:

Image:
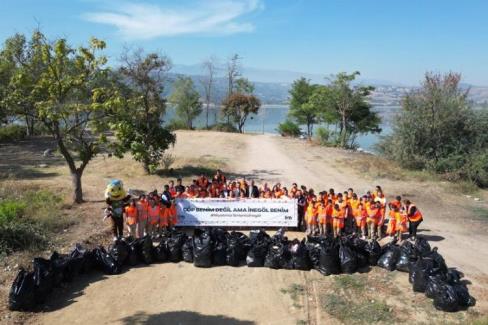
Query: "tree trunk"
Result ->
[[143, 161, 151, 174], [25, 116, 35, 136], [72, 170, 83, 203], [206, 103, 209, 129], [341, 113, 347, 147]]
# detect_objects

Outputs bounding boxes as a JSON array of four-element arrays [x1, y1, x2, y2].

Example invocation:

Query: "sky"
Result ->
[[0, 0, 487, 86]]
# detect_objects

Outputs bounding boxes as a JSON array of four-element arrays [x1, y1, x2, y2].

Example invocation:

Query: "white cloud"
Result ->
[[83, 0, 263, 39]]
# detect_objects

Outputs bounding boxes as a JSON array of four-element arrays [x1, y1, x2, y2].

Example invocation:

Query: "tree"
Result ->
[[169, 76, 202, 129], [33, 36, 115, 203], [235, 77, 255, 94], [379, 72, 488, 187], [309, 72, 381, 148], [200, 57, 217, 129], [222, 92, 261, 133], [226, 54, 241, 96], [0, 31, 45, 134], [113, 49, 176, 174], [288, 78, 318, 139]]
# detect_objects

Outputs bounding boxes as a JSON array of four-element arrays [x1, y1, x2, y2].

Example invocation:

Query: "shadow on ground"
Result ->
[[118, 311, 255, 325]]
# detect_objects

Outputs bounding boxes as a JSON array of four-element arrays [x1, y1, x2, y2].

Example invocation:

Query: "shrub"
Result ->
[[0, 125, 26, 142], [167, 119, 190, 131], [277, 120, 301, 137], [210, 122, 239, 133], [161, 152, 175, 171], [314, 127, 330, 145], [0, 200, 26, 224]]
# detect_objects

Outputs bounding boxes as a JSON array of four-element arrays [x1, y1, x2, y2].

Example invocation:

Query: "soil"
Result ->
[[1, 131, 487, 324]]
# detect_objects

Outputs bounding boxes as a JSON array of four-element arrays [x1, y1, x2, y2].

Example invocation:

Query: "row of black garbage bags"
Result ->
[[9, 228, 475, 313]]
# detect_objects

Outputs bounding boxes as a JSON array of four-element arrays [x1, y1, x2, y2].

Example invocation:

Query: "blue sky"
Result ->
[[1, 0, 487, 85]]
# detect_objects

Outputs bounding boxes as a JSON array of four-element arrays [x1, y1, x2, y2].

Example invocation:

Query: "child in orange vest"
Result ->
[[354, 203, 367, 239], [147, 198, 161, 236], [332, 203, 345, 238], [136, 194, 149, 238], [305, 198, 318, 235], [124, 199, 139, 237], [317, 201, 327, 236]]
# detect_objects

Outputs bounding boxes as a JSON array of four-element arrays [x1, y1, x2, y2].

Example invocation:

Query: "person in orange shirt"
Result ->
[[354, 202, 367, 239], [325, 199, 334, 236], [196, 174, 209, 189], [147, 198, 161, 236], [317, 200, 327, 236], [374, 190, 387, 238], [136, 194, 149, 238], [395, 207, 408, 242], [305, 197, 318, 235], [332, 203, 345, 238], [124, 199, 139, 237], [404, 199, 423, 240], [366, 200, 381, 240]]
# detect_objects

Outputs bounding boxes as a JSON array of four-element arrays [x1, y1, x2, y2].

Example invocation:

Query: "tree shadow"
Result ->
[[156, 165, 217, 178], [118, 311, 255, 325], [0, 165, 60, 180]]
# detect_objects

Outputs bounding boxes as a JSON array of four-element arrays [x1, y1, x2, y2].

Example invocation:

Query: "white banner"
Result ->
[[175, 198, 298, 227]]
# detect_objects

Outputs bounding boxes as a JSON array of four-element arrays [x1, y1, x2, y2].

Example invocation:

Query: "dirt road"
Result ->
[[29, 131, 488, 324]]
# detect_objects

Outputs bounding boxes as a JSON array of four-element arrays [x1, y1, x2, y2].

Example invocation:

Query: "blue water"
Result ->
[[165, 104, 397, 151]]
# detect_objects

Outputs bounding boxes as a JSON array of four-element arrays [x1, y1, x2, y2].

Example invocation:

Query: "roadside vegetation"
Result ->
[[0, 184, 69, 256], [378, 73, 488, 188]]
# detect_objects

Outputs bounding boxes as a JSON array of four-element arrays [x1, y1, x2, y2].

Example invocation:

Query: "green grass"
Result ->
[[472, 206, 488, 220], [321, 293, 393, 324], [333, 274, 367, 292], [0, 187, 69, 254], [281, 284, 305, 309]]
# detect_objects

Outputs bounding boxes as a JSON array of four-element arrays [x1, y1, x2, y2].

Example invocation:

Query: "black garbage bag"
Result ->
[[246, 230, 271, 267], [109, 240, 129, 266], [396, 241, 417, 272], [346, 235, 368, 269], [246, 238, 270, 267], [306, 237, 322, 269], [33, 258, 53, 304], [182, 237, 193, 263], [8, 269, 36, 311], [69, 244, 94, 274], [291, 239, 311, 271], [226, 232, 250, 266], [167, 232, 186, 263], [212, 241, 227, 266], [453, 284, 476, 307], [428, 247, 448, 275], [318, 238, 341, 275], [137, 236, 154, 264], [153, 241, 168, 262], [126, 239, 139, 266], [410, 257, 434, 293], [364, 240, 382, 266], [264, 242, 286, 269], [433, 284, 460, 312], [193, 231, 213, 268], [93, 246, 121, 275], [414, 237, 431, 257], [377, 244, 401, 271], [50, 252, 74, 285], [425, 275, 446, 299], [339, 242, 358, 274], [446, 269, 463, 285], [210, 228, 229, 243]]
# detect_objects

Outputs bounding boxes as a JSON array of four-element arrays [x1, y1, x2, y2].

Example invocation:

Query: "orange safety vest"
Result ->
[[408, 205, 423, 222], [147, 204, 161, 225], [124, 206, 138, 225], [137, 200, 148, 221]]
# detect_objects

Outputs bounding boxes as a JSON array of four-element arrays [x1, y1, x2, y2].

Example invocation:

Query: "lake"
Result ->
[[165, 104, 398, 151]]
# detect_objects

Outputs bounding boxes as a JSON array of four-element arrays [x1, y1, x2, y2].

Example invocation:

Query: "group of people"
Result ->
[[104, 170, 424, 243], [300, 185, 423, 242]]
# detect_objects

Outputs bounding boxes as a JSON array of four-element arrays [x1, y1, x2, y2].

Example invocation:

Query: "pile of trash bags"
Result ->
[[376, 237, 476, 312], [8, 229, 475, 313]]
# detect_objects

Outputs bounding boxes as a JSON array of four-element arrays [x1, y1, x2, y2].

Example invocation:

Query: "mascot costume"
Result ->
[[104, 179, 131, 240]]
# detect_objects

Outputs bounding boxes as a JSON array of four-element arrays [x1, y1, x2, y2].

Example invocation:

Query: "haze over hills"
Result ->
[[170, 64, 488, 107]]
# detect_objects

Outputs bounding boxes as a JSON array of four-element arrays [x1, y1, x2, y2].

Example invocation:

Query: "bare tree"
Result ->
[[200, 56, 217, 129], [223, 54, 242, 123]]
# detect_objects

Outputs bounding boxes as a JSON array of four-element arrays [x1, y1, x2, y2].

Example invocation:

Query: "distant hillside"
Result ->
[[167, 64, 488, 106]]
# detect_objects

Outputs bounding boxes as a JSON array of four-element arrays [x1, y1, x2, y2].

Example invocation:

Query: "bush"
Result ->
[[0, 189, 64, 254], [161, 152, 175, 171], [0, 125, 26, 142], [314, 127, 330, 145], [167, 119, 190, 131], [209, 122, 239, 133], [277, 120, 301, 137]]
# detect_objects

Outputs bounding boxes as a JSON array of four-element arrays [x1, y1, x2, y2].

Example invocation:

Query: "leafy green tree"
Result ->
[[379, 72, 488, 186], [288, 78, 318, 139], [1, 31, 45, 135], [222, 92, 261, 133], [113, 49, 176, 174], [234, 77, 255, 94], [33, 36, 115, 203], [309, 72, 381, 148], [169, 76, 202, 129]]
